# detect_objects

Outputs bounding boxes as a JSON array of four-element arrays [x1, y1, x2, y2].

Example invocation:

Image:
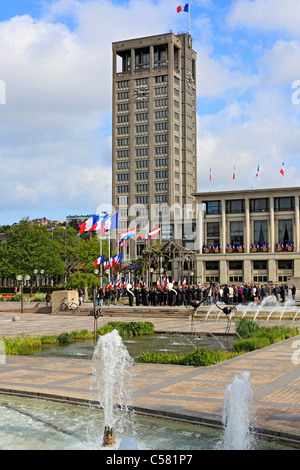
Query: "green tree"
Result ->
[[52, 226, 109, 276], [0, 219, 64, 278], [66, 272, 101, 290]]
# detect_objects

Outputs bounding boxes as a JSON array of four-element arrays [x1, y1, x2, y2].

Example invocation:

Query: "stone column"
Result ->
[[295, 196, 300, 253], [270, 196, 275, 253], [243, 259, 251, 284], [221, 199, 226, 252], [245, 197, 250, 253], [196, 258, 204, 285], [220, 258, 227, 285], [195, 201, 203, 252], [268, 258, 276, 283], [131, 48, 135, 74]]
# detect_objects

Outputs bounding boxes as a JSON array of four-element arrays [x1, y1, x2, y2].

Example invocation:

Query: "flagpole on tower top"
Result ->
[[188, 2, 190, 35]]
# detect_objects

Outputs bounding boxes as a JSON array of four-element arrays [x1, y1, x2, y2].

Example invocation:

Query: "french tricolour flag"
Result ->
[[280, 162, 284, 176], [99, 213, 118, 234], [78, 215, 100, 235], [177, 4, 189, 13]]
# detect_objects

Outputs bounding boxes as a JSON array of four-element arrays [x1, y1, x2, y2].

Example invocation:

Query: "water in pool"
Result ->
[[0, 395, 293, 450], [29, 333, 235, 361], [0, 394, 223, 450]]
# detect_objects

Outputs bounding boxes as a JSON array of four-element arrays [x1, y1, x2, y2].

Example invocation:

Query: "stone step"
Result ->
[[56, 306, 193, 317], [1, 302, 300, 322]]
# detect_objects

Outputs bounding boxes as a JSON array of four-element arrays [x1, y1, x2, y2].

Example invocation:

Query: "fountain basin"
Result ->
[[0, 394, 294, 450], [27, 333, 235, 361]]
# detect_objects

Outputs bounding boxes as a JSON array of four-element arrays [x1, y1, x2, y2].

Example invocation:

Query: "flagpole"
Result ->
[[108, 232, 110, 282], [233, 165, 236, 191], [100, 232, 103, 286]]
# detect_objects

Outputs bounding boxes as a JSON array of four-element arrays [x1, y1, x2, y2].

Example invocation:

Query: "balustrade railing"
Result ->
[[202, 242, 295, 253]]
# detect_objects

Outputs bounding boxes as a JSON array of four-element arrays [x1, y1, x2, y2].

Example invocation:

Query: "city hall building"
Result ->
[[195, 187, 300, 286]]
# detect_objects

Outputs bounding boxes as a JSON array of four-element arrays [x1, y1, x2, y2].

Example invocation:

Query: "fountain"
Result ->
[[0, 328, 296, 449], [89, 328, 136, 448], [220, 371, 256, 450]]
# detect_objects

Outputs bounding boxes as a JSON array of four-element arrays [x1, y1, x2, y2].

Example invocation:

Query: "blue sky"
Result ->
[[0, 0, 300, 225]]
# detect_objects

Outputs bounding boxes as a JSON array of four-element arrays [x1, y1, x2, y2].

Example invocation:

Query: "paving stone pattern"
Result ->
[[0, 311, 299, 445]]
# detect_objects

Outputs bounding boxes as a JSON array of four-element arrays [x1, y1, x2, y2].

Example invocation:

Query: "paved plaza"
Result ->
[[0, 309, 300, 447]]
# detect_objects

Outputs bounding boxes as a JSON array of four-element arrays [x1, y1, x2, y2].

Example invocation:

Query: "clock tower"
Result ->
[[112, 33, 197, 258]]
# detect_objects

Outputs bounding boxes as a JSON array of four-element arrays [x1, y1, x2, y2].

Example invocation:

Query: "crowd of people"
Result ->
[[94, 282, 297, 307]]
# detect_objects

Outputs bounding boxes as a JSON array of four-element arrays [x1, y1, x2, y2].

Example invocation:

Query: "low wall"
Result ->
[[51, 290, 79, 314]]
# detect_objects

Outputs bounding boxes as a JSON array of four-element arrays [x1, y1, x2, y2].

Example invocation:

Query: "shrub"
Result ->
[[233, 336, 270, 352], [235, 318, 260, 339], [2, 334, 42, 355], [56, 332, 73, 343], [33, 293, 46, 302], [233, 319, 299, 352], [11, 293, 23, 302], [139, 351, 183, 365], [40, 335, 58, 344], [97, 321, 154, 338], [138, 348, 239, 367]]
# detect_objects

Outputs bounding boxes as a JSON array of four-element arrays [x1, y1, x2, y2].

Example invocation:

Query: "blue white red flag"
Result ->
[[99, 213, 118, 233], [78, 215, 100, 235], [177, 4, 189, 13], [94, 254, 104, 266]]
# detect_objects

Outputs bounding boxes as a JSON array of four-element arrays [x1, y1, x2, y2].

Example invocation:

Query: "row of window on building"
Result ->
[[206, 197, 295, 214], [205, 260, 294, 284], [206, 219, 294, 247], [117, 171, 169, 187]]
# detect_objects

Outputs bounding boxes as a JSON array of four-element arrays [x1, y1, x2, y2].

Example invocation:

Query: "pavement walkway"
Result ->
[[0, 310, 299, 447]]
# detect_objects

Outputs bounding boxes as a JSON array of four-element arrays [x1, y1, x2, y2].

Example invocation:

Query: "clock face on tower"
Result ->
[[134, 85, 149, 100], [186, 70, 194, 88]]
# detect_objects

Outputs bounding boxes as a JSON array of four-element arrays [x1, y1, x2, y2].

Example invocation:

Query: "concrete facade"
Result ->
[[112, 33, 197, 257], [194, 187, 300, 285]]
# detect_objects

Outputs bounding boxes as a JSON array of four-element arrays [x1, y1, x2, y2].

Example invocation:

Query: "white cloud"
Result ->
[[258, 40, 300, 87], [197, 86, 300, 193], [1, 0, 300, 225], [195, 44, 260, 98], [228, 0, 300, 35], [0, 0, 189, 224], [0, 11, 113, 223]]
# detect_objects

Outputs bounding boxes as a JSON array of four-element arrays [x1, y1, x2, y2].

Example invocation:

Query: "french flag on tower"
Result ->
[[177, 3, 189, 12], [280, 162, 284, 176]]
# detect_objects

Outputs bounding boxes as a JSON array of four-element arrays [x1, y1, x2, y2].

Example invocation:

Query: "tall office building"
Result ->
[[112, 33, 197, 256]]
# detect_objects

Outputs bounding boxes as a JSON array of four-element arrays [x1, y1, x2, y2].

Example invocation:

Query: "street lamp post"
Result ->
[[33, 269, 45, 293], [16, 275, 31, 314], [94, 268, 99, 308]]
